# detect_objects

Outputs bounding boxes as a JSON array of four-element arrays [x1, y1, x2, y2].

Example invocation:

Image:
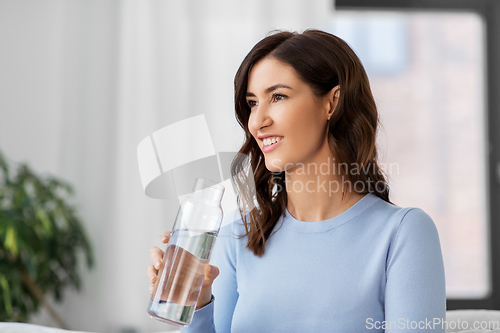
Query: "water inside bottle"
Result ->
[[148, 229, 217, 326]]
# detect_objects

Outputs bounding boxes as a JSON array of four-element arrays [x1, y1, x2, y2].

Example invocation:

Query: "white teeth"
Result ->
[[263, 137, 282, 146]]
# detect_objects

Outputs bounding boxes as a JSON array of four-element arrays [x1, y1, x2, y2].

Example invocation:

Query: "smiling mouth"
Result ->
[[262, 136, 283, 147]]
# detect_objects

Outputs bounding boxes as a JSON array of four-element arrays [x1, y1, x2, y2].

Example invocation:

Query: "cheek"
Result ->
[[287, 110, 325, 145], [247, 115, 258, 140]]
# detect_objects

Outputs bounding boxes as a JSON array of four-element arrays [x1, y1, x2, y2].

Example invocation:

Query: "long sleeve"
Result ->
[[384, 208, 446, 332], [182, 223, 239, 333], [180, 195, 447, 332]]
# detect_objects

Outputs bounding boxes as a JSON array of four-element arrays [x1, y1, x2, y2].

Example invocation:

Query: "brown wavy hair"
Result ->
[[231, 29, 390, 257]]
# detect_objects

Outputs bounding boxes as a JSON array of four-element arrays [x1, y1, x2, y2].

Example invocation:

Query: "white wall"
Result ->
[[0, 1, 333, 332]]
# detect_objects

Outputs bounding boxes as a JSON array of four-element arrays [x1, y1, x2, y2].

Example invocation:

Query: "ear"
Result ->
[[324, 85, 340, 121]]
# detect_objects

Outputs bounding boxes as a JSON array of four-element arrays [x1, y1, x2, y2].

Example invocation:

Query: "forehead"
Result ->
[[247, 57, 302, 92]]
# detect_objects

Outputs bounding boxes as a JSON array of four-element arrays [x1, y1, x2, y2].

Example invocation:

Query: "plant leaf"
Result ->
[[34, 206, 52, 236], [0, 148, 94, 323], [0, 273, 12, 315], [4, 226, 18, 258]]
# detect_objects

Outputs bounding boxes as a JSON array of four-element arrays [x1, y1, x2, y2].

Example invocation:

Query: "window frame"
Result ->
[[335, 0, 500, 310]]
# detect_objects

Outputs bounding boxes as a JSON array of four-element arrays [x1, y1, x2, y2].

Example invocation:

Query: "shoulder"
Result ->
[[383, 203, 438, 240], [396, 207, 436, 232], [391, 207, 440, 248], [364, 195, 437, 233], [359, 195, 441, 258], [374, 201, 443, 271]]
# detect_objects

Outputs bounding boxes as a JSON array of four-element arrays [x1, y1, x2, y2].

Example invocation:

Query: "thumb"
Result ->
[[204, 264, 219, 285], [196, 264, 220, 309]]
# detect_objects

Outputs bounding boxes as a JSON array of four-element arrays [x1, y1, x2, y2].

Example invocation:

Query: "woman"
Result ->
[[147, 30, 446, 332]]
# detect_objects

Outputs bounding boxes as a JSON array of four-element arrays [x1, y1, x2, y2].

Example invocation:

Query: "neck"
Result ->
[[284, 151, 365, 222]]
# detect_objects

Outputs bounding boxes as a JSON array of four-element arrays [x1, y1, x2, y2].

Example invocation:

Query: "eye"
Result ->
[[271, 93, 287, 103], [247, 99, 258, 109]]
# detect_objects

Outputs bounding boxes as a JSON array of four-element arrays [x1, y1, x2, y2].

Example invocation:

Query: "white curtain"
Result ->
[[0, 0, 333, 331]]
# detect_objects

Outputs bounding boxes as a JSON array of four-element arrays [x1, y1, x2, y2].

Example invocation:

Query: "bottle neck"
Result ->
[[192, 187, 224, 205], [190, 178, 224, 205]]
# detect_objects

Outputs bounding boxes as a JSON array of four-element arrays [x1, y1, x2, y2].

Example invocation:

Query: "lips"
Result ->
[[261, 137, 283, 153], [257, 133, 281, 139], [256, 134, 283, 153]]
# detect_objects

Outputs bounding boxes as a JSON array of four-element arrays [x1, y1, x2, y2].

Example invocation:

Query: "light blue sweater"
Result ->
[[183, 193, 446, 332]]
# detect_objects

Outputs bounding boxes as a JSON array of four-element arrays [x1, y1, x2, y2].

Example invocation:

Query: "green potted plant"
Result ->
[[0, 149, 93, 329]]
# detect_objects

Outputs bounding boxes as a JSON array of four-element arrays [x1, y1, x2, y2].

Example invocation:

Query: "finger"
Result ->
[[149, 246, 164, 270], [203, 264, 219, 286], [197, 265, 219, 309], [149, 284, 154, 295], [210, 265, 220, 280], [161, 231, 171, 243], [147, 264, 158, 283]]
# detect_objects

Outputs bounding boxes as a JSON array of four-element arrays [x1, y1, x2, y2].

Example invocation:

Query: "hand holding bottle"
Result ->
[[146, 178, 224, 326], [147, 231, 220, 310]]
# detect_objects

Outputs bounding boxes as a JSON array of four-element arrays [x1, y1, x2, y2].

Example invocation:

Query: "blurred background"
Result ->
[[0, 0, 499, 332]]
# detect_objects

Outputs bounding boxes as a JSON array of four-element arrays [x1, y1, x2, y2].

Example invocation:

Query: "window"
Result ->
[[335, 0, 500, 310]]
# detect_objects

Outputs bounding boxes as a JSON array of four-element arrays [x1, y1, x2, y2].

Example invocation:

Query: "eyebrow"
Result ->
[[246, 84, 292, 97]]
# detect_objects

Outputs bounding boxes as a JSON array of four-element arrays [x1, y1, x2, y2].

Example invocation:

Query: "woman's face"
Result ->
[[246, 57, 336, 173]]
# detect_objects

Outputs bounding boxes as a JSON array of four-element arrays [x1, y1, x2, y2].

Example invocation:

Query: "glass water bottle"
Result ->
[[147, 177, 224, 326]]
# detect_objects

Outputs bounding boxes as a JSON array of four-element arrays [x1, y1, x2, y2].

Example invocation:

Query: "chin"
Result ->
[[264, 156, 287, 173]]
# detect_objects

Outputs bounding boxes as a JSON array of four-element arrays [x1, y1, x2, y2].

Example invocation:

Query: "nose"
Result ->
[[248, 104, 272, 134]]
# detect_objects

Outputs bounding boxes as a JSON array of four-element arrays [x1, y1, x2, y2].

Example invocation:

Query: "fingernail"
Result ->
[[150, 275, 155, 282], [210, 266, 214, 274], [155, 260, 161, 269], [161, 234, 168, 241]]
